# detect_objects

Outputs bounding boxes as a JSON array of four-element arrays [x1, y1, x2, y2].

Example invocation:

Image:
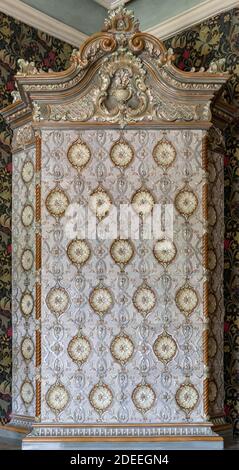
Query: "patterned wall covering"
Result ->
[[0, 8, 238, 424], [0, 12, 73, 423], [165, 7, 239, 424], [40, 128, 206, 423], [12, 142, 35, 418]]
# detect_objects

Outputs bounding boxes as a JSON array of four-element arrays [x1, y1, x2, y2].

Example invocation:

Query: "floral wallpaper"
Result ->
[[0, 12, 73, 424], [0, 8, 238, 425], [165, 8, 239, 425]]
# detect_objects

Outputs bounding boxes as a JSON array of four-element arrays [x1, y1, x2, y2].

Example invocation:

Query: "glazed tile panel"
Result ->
[[41, 129, 206, 423], [12, 147, 35, 417]]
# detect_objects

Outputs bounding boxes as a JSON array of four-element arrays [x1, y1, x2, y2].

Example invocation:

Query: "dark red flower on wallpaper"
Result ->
[[224, 322, 230, 333], [5, 162, 12, 173], [224, 155, 230, 166], [224, 404, 230, 416], [7, 244, 12, 254], [183, 49, 190, 59], [5, 80, 15, 92], [43, 51, 56, 68], [7, 327, 12, 337], [224, 239, 231, 250], [178, 61, 185, 70]]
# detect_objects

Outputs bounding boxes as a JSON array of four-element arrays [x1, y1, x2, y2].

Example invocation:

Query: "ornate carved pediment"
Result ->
[[1, 7, 230, 128]]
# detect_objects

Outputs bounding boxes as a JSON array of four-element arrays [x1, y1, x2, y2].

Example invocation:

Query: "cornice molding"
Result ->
[[0, 0, 88, 47], [0, 0, 238, 48], [146, 0, 239, 39]]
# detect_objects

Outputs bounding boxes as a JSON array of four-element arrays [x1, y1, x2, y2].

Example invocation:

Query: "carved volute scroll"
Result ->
[[1, 7, 230, 128]]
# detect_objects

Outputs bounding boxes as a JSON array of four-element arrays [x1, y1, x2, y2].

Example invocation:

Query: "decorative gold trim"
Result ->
[[202, 134, 208, 171], [36, 379, 41, 419], [35, 185, 41, 223], [35, 330, 41, 367], [35, 283, 41, 321], [35, 133, 41, 172], [35, 234, 41, 271]]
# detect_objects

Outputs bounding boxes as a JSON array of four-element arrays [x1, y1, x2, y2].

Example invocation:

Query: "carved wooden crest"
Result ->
[[2, 7, 229, 128]]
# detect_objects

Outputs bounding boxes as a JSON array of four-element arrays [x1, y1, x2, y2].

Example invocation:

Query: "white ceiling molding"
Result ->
[[146, 0, 239, 39], [0, 0, 238, 49], [0, 0, 88, 47], [93, 0, 131, 10]]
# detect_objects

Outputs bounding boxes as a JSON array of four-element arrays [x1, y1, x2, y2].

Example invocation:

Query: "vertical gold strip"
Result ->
[[36, 379, 41, 418], [35, 132, 41, 420], [35, 185, 41, 223], [202, 132, 209, 420], [35, 330, 41, 367]]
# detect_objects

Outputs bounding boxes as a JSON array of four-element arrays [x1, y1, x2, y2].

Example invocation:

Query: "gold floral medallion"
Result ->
[[46, 287, 70, 316], [89, 185, 112, 221], [67, 239, 91, 267], [175, 383, 199, 413], [89, 286, 113, 316], [89, 383, 113, 414], [153, 332, 177, 364], [67, 138, 91, 171], [21, 336, 34, 361], [174, 187, 198, 218], [46, 382, 70, 413], [110, 239, 134, 267], [21, 249, 34, 271], [153, 139, 176, 168], [133, 282, 156, 316], [131, 186, 155, 216], [153, 238, 177, 265], [132, 383, 156, 413], [21, 204, 34, 227], [21, 160, 34, 183], [45, 187, 69, 218], [20, 292, 34, 317], [110, 334, 134, 365], [67, 334, 91, 365], [20, 380, 34, 405], [110, 139, 134, 168], [175, 284, 198, 316]]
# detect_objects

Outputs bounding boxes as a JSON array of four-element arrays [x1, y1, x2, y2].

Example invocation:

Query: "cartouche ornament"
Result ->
[[110, 139, 134, 168], [67, 239, 91, 267], [67, 138, 91, 171], [110, 239, 134, 267], [89, 383, 113, 414], [153, 139, 176, 168], [132, 383, 156, 413], [175, 383, 199, 413], [153, 238, 177, 265], [45, 187, 69, 218]]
